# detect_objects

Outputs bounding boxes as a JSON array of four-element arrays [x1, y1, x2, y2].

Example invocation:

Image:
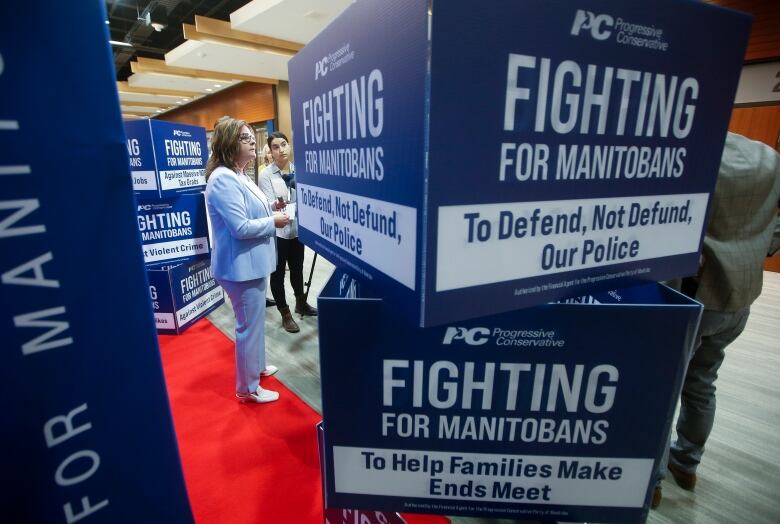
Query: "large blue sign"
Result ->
[[289, 0, 750, 326], [317, 270, 701, 522], [0, 2, 193, 522], [125, 119, 207, 199], [136, 193, 211, 267], [289, 0, 427, 321]]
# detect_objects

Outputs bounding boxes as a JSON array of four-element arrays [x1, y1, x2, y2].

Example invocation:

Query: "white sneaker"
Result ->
[[260, 365, 278, 377], [236, 386, 279, 403]]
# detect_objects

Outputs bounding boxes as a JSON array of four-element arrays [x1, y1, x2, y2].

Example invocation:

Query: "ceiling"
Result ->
[[107, 0, 352, 120]]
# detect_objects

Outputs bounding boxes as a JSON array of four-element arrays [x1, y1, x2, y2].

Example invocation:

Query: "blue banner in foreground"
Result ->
[[289, 0, 750, 326], [0, 2, 193, 522], [317, 270, 701, 522]]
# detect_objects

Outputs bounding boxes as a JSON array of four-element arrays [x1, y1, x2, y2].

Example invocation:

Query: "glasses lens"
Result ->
[[239, 134, 254, 144]]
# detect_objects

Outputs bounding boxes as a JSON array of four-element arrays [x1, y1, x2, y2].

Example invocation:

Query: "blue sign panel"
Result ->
[[137, 193, 211, 268], [125, 119, 158, 193], [0, 1, 193, 522], [317, 270, 701, 522], [289, 0, 750, 326], [148, 258, 224, 334], [288, 0, 427, 321], [124, 119, 207, 199]]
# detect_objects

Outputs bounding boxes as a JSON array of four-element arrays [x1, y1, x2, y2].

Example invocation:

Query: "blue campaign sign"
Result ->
[[150, 120, 208, 196], [0, 2, 193, 522], [288, 0, 427, 321], [317, 270, 701, 522], [288, 0, 750, 326], [148, 258, 225, 334], [148, 269, 176, 326], [124, 119, 207, 199], [137, 193, 210, 267], [124, 119, 158, 193]]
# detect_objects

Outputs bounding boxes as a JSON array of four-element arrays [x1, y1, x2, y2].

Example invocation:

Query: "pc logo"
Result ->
[[570, 10, 614, 40], [442, 327, 490, 346]]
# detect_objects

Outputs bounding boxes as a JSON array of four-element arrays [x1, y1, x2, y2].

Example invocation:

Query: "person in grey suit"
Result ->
[[205, 116, 290, 404], [653, 132, 780, 507]]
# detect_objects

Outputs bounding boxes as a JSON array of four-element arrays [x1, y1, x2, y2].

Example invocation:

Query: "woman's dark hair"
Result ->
[[267, 131, 289, 149], [206, 116, 248, 179]]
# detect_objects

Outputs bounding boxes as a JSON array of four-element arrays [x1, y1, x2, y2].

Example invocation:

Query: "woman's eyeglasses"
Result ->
[[238, 133, 256, 144]]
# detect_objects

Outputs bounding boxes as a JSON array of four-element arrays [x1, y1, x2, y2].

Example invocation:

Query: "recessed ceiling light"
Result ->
[[176, 101, 183, 104], [155, 109, 163, 113], [214, 84, 222, 88], [105, 20, 110, 25], [205, 88, 213, 92]]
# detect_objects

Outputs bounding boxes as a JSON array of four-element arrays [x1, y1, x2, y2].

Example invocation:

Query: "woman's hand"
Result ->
[[273, 212, 290, 228], [272, 198, 287, 211]]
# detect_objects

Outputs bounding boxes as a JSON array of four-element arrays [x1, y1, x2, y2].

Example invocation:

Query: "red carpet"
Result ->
[[159, 319, 449, 524]]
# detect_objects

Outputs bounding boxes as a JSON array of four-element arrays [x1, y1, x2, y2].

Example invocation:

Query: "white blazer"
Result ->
[[205, 166, 276, 282]]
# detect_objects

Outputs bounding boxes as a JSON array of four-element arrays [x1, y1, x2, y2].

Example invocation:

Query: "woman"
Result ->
[[259, 131, 318, 334], [259, 143, 273, 171], [205, 116, 290, 403]]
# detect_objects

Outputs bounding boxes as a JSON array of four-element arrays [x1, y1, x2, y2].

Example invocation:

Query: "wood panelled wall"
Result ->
[[729, 105, 780, 150], [706, 0, 780, 62], [157, 82, 275, 130]]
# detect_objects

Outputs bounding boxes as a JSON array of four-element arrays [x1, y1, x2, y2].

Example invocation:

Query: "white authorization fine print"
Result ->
[[297, 183, 417, 290], [436, 193, 708, 291], [333, 447, 652, 507]]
